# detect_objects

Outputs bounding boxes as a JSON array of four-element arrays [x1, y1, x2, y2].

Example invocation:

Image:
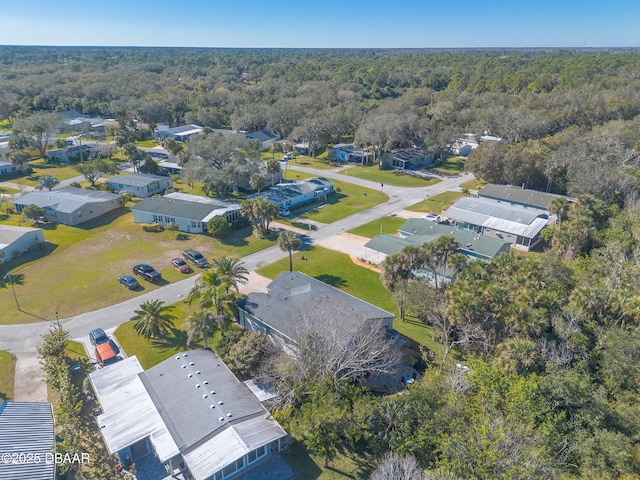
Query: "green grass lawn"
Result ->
[[405, 191, 464, 214], [135, 140, 160, 148], [255, 246, 436, 349], [347, 216, 406, 238], [433, 156, 466, 175], [8, 159, 82, 187], [115, 301, 233, 369], [341, 166, 441, 187], [0, 351, 16, 401], [0, 185, 20, 195], [459, 178, 486, 191], [283, 440, 375, 480], [280, 171, 388, 224], [285, 156, 334, 171], [0, 209, 275, 325]]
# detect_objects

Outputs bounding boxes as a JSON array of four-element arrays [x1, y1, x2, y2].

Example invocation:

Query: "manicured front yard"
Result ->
[[283, 440, 375, 480], [0, 209, 275, 325], [281, 170, 388, 224], [405, 191, 464, 214], [0, 350, 16, 401], [342, 166, 441, 187], [433, 156, 466, 175], [0, 185, 20, 195], [348, 216, 406, 238], [8, 159, 83, 187], [459, 178, 486, 191], [285, 156, 334, 171]]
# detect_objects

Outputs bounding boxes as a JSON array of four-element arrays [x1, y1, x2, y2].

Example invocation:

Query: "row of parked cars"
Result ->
[[117, 249, 209, 290]]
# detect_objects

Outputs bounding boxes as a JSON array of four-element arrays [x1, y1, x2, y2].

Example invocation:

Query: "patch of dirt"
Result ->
[[350, 255, 381, 272]]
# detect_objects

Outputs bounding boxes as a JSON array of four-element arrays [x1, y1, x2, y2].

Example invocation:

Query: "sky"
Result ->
[[1, 0, 638, 49]]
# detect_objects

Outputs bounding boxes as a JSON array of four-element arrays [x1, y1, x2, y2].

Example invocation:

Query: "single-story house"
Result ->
[[89, 350, 289, 480], [58, 110, 118, 133], [246, 130, 279, 150], [478, 183, 570, 211], [131, 192, 241, 233], [0, 159, 17, 176], [158, 156, 182, 175], [253, 177, 334, 215], [441, 196, 556, 251], [154, 124, 203, 142], [0, 225, 45, 262], [449, 140, 474, 157], [363, 218, 511, 266], [328, 143, 374, 164], [238, 272, 395, 350], [0, 143, 11, 163], [0, 401, 56, 480], [107, 173, 173, 198], [385, 148, 434, 170], [14, 187, 121, 226], [47, 144, 96, 164]]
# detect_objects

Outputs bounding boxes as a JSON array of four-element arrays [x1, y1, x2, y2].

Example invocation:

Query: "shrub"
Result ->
[[142, 223, 164, 233], [165, 222, 179, 231]]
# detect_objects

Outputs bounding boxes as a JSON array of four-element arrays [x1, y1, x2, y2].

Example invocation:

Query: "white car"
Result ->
[[423, 214, 440, 222]]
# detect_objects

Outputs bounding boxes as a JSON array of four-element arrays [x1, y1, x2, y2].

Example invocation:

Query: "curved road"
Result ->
[[1, 166, 472, 399]]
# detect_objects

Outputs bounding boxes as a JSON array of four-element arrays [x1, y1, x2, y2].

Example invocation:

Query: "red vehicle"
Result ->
[[95, 343, 119, 367], [171, 258, 192, 273]]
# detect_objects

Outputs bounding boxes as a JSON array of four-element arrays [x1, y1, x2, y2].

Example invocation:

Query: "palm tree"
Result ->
[[496, 336, 538, 374], [266, 158, 281, 186], [548, 197, 570, 226], [131, 300, 176, 339], [184, 310, 219, 348], [189, 270, 238, 330], [210, 256, 249, 291], [277, 231, 302, 271]]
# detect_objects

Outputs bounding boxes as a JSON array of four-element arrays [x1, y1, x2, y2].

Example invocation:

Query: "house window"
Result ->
[[153, 214, 163, 223], [222, 462, 237, 477], [236, 458, 244, 470]]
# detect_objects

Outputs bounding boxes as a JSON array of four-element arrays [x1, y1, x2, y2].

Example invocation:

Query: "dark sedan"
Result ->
[[133, 264, 162, 282], [118, 274, 140, 290]]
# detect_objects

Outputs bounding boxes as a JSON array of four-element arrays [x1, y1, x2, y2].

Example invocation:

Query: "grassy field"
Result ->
[[286, 156, 334, 171], [0, 185, 20, 195], [341, 166, 441, 187], [347, 216, 406, 238], [459, 178, 486, 190], [283, 440, 375, 480], [256, 246, 437, 350], [7, 159, 83, 187], [0, 209, 275, 325], [280, 171, 388, 224], [433, 156, 466, 175], [135, 140, 159, 148], [405, 191, 464, 214], [0, 351, 16, 401]]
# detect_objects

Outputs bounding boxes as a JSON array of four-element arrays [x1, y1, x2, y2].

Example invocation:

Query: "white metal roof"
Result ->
[[183, 416, 286, 480], [89, 357, 179, 462]]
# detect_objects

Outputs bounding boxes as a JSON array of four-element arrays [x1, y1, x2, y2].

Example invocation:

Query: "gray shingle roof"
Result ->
[[0, 401, 55, 480], [478, 184, 568, 210], [239, 272, 394, 342], [246, 130, 278, 143], [139, 349, 271, 452], [131, 194, 239, 221]]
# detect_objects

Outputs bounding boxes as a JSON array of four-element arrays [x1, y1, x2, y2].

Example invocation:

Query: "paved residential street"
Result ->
[[1, 165, 472, 400]]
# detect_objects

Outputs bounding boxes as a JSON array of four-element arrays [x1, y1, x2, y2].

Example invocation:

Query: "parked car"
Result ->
[[133, 264, 162, 282], [183, 249, 208, 268], [118, 274, 140, 290], [95, 343, 119, 367], [171, 258, 192, 273], [89, 328, 109, 347]]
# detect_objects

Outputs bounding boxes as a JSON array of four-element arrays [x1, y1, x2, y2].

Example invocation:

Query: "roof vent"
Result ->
[[182, 353, 188, 357], [181, 365, 186, 369], [188, 374, 193, 378], [279, 294, 288, 301], [210, 405, 215, 409], [195, 370, 201, 374], [210, 390, 215, 394], [195, 384, 201, 389], [218, 401, 223, 405], [219, 417, 225, 422], [227, 413, 232, 418], [175, 356, 181, 360], [203, 380, 209, 385], [466, 243, 472, 248], [189, 362, 195, 366], [202, 394, 208, 399]]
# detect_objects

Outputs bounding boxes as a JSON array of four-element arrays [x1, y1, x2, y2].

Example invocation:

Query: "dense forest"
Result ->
[[2, 47, 640, 479]]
